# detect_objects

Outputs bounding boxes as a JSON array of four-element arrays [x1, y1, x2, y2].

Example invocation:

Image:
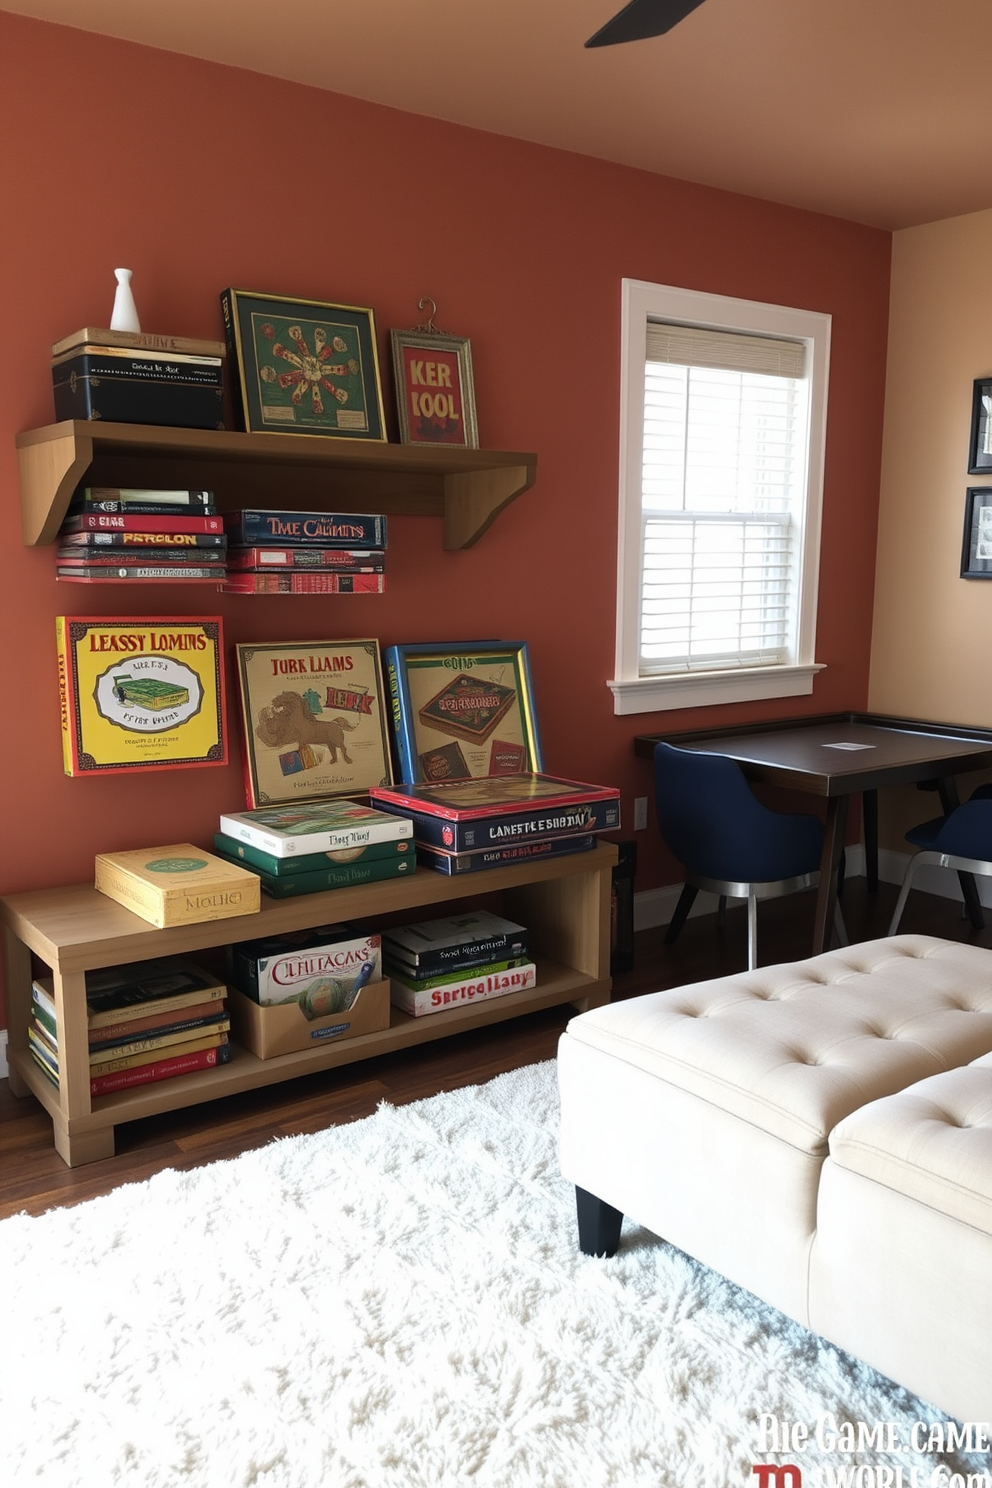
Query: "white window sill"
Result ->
[[608, 663, 825, 715]]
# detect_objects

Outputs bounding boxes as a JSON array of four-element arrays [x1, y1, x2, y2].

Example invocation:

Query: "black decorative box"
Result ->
[[51, 328, 226, 429]]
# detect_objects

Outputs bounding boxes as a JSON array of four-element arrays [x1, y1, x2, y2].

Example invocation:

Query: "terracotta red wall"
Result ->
[[0, 14, 891, 1025]]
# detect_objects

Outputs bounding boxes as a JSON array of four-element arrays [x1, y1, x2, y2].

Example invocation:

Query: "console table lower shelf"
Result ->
[[1, 843, 616, 1166]]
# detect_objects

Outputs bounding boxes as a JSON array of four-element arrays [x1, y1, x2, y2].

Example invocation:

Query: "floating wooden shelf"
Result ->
[[16, 421, 538, 550]]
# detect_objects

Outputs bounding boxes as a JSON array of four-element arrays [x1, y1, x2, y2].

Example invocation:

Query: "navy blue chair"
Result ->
[[655, 741, 846, 970], [888, 792, 992, 934]]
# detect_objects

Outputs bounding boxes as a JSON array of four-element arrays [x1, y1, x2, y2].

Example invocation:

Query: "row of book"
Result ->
[[28, 958, 232, 1097], [212, 773, 620, 894], [54, 491, 389, 592], [383, 910, 535, 1018]]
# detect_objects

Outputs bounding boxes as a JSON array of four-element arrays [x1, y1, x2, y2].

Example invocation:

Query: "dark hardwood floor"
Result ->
[[3, 874, 990, 1220]]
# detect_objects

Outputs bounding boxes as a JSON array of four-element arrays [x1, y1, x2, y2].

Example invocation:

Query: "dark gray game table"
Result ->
[[634, 712, 992, 954]]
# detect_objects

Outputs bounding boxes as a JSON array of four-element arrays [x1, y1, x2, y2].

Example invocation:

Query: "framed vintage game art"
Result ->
[[389, 325, 478, 447], [961, 486, 992, 577], [969, 378, 992, 475], [221, 288, 386, 441], [234, 639, 393, 807], [56, 616, 227, 776], [383, 640, 543, 784]]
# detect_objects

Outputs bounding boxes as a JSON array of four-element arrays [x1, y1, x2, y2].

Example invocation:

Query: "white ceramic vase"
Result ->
[[110, 267, 141, 332]]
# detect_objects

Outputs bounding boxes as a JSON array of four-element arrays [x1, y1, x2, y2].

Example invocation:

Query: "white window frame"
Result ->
[[609, 279, 830, 715]]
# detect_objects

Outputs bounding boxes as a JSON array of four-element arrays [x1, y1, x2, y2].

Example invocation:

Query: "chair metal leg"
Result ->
[[664, 883, 698, 945], [717, 894, 727, 927], [747, 887, 758, 970], [889, 853, 929, 935], [833, 902, 848, 947]]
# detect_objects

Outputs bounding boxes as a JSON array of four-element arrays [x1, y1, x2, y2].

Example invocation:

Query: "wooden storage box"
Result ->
[[94, 843, 261, 927], [229, 979, 391, 1058], [52, 333, 225, 430]]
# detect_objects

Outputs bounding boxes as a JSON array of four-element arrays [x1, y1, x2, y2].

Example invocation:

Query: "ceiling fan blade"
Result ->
[[584, 0, 707, 47]]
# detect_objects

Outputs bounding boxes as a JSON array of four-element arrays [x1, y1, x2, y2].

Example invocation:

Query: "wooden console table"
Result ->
[[2, 843, 615, 1166]]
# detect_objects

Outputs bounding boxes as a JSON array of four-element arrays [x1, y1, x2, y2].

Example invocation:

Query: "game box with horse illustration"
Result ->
[[234, 639, 393, 807]]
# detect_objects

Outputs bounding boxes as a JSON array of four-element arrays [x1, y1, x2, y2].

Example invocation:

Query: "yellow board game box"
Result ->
[[95, 843, 261, 927], [56, 616, 227, 775]]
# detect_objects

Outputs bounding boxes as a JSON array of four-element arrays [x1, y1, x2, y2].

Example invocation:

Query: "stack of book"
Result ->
[[384, 910, 536, 1017], [28, 956, 231, 1098], [56, 486, 227, 584], [214, 798, 415, 895], [369, 772, 621, 875], [218, 508, 387, 594]]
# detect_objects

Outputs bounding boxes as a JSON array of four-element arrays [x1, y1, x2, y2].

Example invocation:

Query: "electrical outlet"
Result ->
[[633, 796, 648, 831]]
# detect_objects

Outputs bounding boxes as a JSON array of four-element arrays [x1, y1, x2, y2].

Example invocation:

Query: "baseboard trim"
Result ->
[[629, 843, 992, 931]]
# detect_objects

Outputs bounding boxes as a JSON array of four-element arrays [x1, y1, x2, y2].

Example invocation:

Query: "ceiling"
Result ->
[[4, 0, 991, 231]]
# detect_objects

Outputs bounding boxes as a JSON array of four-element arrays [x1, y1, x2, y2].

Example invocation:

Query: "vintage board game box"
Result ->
[[235, 639, 393, 807], [370, 773, 622, 852], [52, 332, 225, 430], [383, 641, 543, 784], [216, 855, 414, 897], [416, 833, 598, 875], [382, 910, 527, 971], [213, 831, 412, 876], [94, 844, 261, 927], [230, 923, 381, 1006], [224, 511, 387, 547], [229, 978, 390, 1057], [218, 798, 413, 857], [56, 616, 227, 776], [389, 963, 537, 1018]]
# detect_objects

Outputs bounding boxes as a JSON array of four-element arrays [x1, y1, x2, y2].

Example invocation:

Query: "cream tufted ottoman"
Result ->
[[558, 935, 992, 1421]]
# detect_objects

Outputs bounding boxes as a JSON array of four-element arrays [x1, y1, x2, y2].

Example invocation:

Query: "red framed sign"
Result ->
[[390, 327, 479, 447]]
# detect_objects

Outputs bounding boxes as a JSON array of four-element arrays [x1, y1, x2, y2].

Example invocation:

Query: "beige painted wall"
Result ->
[[869, 208, 992, 846], [870, 208, 992, 722]]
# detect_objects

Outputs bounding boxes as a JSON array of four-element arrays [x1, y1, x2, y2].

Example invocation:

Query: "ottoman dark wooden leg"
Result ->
[[575, 1185, 623, 1257]]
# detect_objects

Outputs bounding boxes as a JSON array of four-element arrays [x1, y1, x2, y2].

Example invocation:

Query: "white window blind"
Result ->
[[639, 322, 809, 676]]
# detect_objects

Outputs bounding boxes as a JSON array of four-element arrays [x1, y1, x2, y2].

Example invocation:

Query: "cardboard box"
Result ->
[[229, 978, 390, 1058], [95, 843, 261, 927]]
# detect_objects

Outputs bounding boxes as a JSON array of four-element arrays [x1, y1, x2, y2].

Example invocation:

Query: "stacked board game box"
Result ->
[[51, 326, 226, 429], [227, 923, 389, 1056], [56, 486, 228, 584], [384, 910, 535, 1017], [369, 772, 620, 871], [28, 956, 232, 1098], [218, 509, 387, 594], [215, 798, 415, 895]]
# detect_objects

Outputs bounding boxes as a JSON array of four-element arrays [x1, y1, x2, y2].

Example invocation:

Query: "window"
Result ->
[[610, 281, 830, 714]]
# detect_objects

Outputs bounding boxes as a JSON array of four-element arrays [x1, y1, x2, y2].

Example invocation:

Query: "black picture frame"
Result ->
[[961, 487, 992, 578], [968, 378, 992, 474]]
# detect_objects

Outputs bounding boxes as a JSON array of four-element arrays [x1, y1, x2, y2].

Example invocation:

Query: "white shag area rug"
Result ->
[[0, 1060, 985, 1488]]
